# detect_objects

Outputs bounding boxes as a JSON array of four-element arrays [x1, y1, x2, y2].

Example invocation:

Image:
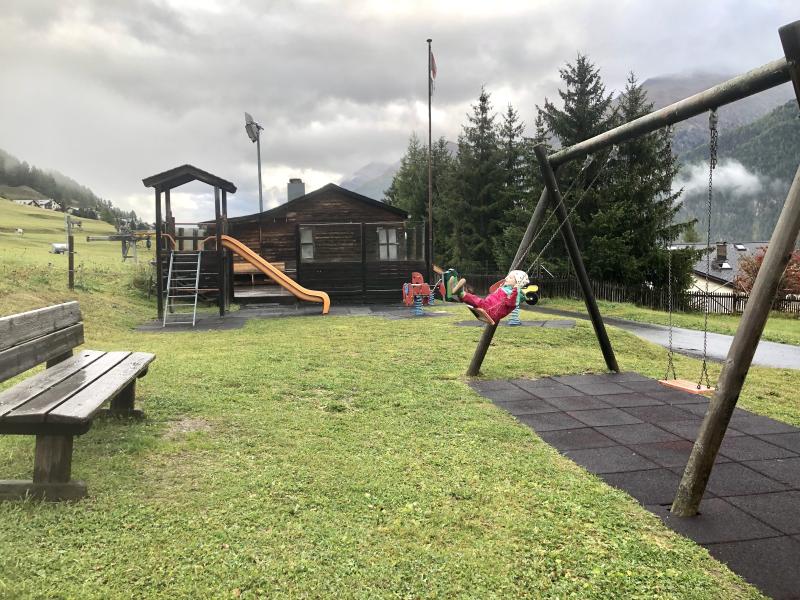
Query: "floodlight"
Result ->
[[244, 112, 262, 143]]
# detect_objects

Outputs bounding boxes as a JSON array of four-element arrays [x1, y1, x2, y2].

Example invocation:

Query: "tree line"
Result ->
[[385, 54, 699, 290]]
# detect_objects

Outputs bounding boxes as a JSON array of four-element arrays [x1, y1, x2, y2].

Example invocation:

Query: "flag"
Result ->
[[430, 51, 437, 95]]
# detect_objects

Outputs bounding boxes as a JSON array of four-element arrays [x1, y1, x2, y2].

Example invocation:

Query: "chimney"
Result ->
[[288, 178, 305, 201], [716, 241, 727, 264]]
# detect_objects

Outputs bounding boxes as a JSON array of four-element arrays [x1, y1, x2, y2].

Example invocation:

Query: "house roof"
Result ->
[[142, 164, 237, 194], [227, 182, 410, 223], [675, 241, 768, 286]]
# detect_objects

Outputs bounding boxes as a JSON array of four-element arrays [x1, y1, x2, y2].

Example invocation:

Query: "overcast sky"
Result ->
[[1, 0, 797, 222]]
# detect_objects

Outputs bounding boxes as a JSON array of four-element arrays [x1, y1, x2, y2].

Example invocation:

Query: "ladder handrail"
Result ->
[[162, 251, 175, 327], [192, 251, 202, 326]]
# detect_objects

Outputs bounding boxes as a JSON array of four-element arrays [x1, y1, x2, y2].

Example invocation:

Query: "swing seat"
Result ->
[[658, 379, 715, 395]]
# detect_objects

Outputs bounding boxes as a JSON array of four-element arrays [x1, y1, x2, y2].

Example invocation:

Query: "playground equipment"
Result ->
[[402, 271, 444, 316], [468, 20, 800, 517], [143, 165, 330, 325], [86, 227, 153, 263]]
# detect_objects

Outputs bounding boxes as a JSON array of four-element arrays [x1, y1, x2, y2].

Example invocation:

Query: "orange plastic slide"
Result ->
[[220, 235, 330, 314]]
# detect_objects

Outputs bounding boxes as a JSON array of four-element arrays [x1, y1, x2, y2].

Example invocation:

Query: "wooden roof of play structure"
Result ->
[[142, 164, 237, 194]]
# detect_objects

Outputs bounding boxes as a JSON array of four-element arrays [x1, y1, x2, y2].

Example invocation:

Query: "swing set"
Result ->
[[467, 20, 800, 517]]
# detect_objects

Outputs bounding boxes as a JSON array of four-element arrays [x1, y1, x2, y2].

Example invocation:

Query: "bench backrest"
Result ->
[[0, 302, 84, 382]]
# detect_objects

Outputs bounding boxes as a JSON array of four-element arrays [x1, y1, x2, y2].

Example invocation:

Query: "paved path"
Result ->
[[529, 306, 800, 370], [472, 372, 800, 600]]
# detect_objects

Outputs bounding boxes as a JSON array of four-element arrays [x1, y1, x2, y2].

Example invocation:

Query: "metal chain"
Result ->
[[698, 110, 717, 390], [664, 126, 677, 380], [511, 153, 595, 271], [525, 146, 618, 272]]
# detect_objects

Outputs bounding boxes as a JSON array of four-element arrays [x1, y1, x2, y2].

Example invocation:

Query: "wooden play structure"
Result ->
[[468, 20, 800, 516], [142, 165, 330, 325]]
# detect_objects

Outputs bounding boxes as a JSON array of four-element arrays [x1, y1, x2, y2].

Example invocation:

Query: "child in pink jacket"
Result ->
[[447, 269, 534, 325]]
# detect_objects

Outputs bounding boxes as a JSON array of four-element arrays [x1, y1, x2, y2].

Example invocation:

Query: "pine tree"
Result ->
[[450, 87, 507, 272]]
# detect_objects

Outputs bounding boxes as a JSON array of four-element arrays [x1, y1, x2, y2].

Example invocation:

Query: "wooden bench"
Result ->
[[0, 302, 155, 501]]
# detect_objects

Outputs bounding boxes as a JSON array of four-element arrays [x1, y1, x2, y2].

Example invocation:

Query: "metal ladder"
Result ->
[[163, 251, 203, 327]]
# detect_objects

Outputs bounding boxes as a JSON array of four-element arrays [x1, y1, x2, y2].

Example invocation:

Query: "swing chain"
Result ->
[[698, 109, 718, 390], [664, 125, 677, 381]]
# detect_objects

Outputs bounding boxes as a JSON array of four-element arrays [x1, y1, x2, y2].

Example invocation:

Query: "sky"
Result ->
[[0, 0, 797, 222]]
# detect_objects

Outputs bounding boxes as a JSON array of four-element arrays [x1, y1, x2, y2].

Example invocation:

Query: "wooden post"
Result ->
[[361, 222, 367, 296], [672, 20, 800, 516], [222, 190, 232, 308], [215, 187, 224, 316], [295, 223, 302, 285], [533, 144, 619, 372], [155, 189, 164, 319], [67, 234, 75, 290], [110, 380, 136, 415], [467, 187, 551, 376]]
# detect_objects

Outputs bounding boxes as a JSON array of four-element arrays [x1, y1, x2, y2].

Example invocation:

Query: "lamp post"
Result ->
[[245, 112, 264, 249]]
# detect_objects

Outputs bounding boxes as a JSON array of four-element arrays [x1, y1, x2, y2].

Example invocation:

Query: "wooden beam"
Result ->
[[155, 188, 164, 319], [0, 301, 81, 352], [0, 324, 85, 382]]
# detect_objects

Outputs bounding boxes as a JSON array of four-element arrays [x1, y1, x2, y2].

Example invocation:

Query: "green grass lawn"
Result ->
[[538, 296, 800, 346], [2, 200, 793, 597]]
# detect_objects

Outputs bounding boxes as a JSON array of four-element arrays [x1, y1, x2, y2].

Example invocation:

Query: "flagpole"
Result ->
[[427, 38, 434, 281]]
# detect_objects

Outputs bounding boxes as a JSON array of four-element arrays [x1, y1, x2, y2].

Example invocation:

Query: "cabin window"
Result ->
[[299, 227, 314, 260], [377, 227, 399, 260]]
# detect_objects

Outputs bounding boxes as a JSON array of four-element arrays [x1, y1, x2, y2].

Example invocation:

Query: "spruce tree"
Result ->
[[451, 87, 506, 272]]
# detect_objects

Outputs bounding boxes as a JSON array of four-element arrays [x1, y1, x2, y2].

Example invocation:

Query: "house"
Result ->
[[13, 198, 61, 211], [677, 241, 767, 294], [225, 181, 427, 302]]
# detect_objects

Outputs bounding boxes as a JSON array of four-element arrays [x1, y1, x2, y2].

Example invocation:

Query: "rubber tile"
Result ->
[[596, 423, 681, 445], [649, 498, 781, 544], [529, 386, 587, 399], [658, 419, 745, 441], [757, 432, 800, 454], [743, 457, 800, 487], [694, 462, 789, 497], [537, 427, 619, 451], [619, 380, 672, 393], [565, 446, 659, 474], [718, 436, 798, 462], [729, 414, 799, 436], [679, 402, 712, 417], [481, 387, 536, 403], [591, 393, 663, 408], [552, 374, 617, 386], [516, 412, 585, 432], [568, 382, 633, 396], [630, 440, 731, 468], [601, 468, 685, 505], [726, 491, 800, 535], [603, 372, 652, 383], [510, 378, 560, 392], [542, 395, 612, 411], [567, 408, 643, 427], [644, 390, 709, 405], [469, 380, 518, 393], [621, 404, 696, 423], [495, 397, 561, 416], [707, 537, 800, 600]]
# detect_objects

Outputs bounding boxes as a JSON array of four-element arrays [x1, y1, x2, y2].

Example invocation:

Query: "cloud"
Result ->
[[674, 159, 764, 198], [1, 0, 798, 225]]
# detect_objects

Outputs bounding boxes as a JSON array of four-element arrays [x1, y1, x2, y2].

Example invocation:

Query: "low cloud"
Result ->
[[674, 159, 764, 198]]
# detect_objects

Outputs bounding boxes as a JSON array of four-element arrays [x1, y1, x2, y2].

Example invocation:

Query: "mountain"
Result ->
[[0, 148, 141, 226], [640, 72, 795, 154], [339, 141, 458, 200], [339, 161, 399, 200], [674, 99, 800, 242]]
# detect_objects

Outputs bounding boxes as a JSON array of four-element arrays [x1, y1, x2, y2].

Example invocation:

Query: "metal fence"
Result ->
[[461, 272, 800, 315]]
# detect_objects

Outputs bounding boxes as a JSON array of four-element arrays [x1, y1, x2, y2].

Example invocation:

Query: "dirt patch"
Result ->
[[164, 417, 213, 439]]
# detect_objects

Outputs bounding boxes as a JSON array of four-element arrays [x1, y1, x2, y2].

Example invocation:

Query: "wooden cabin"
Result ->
[[228, 183, 428, 302]]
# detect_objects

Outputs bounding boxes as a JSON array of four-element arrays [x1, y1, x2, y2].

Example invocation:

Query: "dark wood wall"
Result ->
[[227, 187, 426, 302]]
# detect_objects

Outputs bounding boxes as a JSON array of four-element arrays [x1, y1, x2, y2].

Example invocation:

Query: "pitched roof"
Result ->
[[142, 164, 237, 194], [675, 241, 768, 285], [227, 182, 410, 223]]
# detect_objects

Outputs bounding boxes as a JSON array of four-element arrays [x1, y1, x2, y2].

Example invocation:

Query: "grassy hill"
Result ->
[[0, 197, 153, 322], [0, 184, 49, 201]]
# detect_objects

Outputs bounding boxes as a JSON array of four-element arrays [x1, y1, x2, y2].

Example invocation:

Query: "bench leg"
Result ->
[[103, 380, 144, 419], [0, 435, 87, 501]]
